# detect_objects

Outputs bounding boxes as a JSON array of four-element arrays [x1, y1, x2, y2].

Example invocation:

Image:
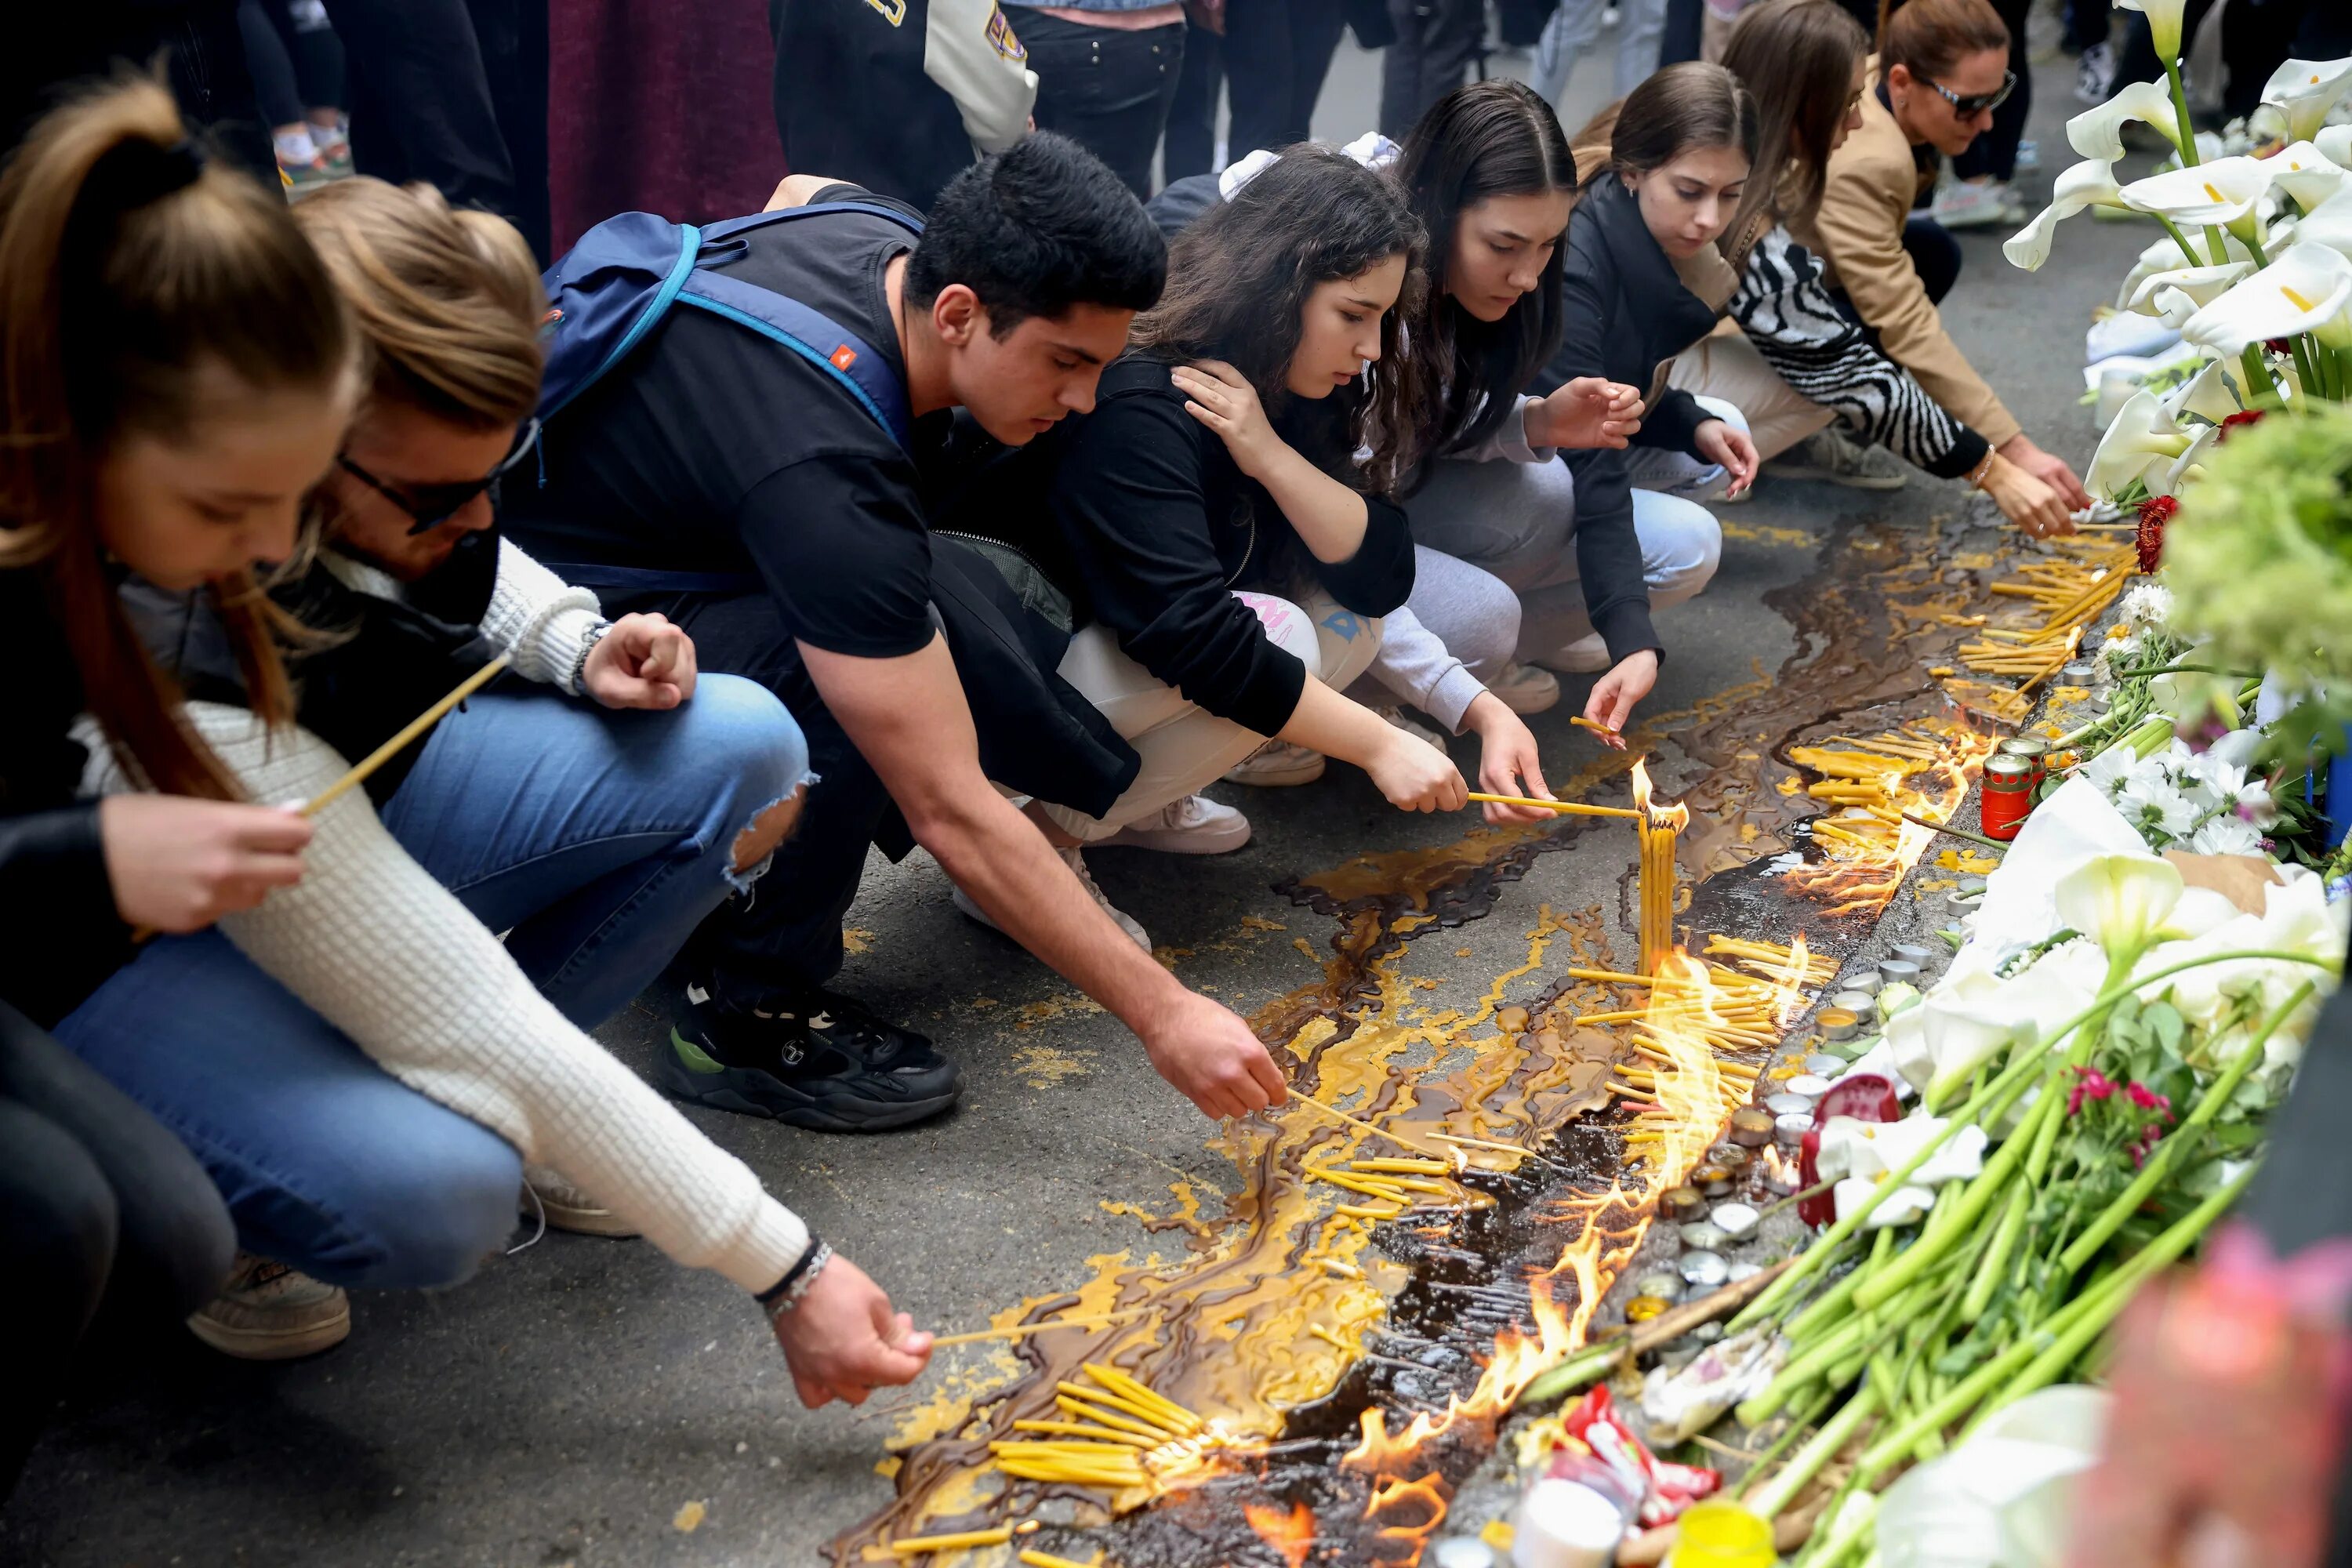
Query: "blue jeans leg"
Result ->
[[379, 674, 811, 1029], [54, 930, 524, 1290]]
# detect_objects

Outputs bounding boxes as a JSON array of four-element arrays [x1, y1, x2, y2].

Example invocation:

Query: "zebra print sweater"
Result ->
[[1728, 225, 1991, 481]]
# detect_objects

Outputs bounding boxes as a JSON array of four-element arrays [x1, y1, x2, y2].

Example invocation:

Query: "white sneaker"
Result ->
[[953, 846, 1152, 952], [189, 1254, 351, 1361], [2074, 42, 2117, 106], [2015, 139, 2039, 172], [523, 1164, 640, 1238], [1537, 633, 1613, 674], [1376, 705, 1450, 752], [1096, 793, 1252, 854], [1490, 661, 1561, 715], [1931, 179, 2015, 230], [1224, 739, 1327, 788], [1762, 427, 1908, 490]]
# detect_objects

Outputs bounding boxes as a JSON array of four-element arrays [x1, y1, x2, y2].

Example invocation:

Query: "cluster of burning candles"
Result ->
[[1940, 539, 2136, 706]]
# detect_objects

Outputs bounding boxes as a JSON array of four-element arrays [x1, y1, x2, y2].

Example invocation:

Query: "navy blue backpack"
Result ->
[[538, 200, 923, 447]]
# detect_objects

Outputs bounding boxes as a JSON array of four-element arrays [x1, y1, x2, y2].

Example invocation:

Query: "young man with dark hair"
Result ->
[[510, 133, 1290, 1135]]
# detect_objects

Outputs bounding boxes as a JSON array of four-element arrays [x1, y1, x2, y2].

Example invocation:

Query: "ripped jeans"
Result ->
[[54, 677, 808, 1288]]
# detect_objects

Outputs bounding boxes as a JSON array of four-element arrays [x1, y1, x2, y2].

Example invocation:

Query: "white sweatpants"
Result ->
[[1040, 588, 1382, 841]]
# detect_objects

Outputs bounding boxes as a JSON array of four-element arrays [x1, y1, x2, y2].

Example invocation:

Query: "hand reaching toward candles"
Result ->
[[100, 796, 314, 933], [1524, 376, 1644, 451], [1693, 419, 1759, 498], [1586, 649, 1659, 737], [1139, 988, 1289, 1120], [1364, 728, 1468, 814], [771, 1252, 934, 1408], [583, 612, 699, 710], [1463, 693, 1558, 825]]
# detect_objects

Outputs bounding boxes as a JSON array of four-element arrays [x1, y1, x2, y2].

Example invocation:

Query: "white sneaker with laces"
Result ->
[[953, 846, 1151, 951], [2075, 42, 2117, 105], [1930, 179, 2014, 230], [1489, 661, 1561, 715], [523, 1163, 640, 1238], [1761, 427, 1908, 490], [1537, 633, 1613, 674], [1375, 706, 1449, 752], [1096, 793, 1252, 854], [1224, 739, 1327, 788]]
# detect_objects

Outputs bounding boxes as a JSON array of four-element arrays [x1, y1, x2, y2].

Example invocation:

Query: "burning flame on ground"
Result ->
[[1244, 1500, 1316, 1568], [1363, 1473, 1450, 1560], [1344, 938, 1743, 1471], [1784, 717, 2000, 916]]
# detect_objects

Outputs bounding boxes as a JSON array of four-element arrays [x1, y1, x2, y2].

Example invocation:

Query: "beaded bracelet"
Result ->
[[757, 1238, 833, 1321], [568, 619, 613, 697]]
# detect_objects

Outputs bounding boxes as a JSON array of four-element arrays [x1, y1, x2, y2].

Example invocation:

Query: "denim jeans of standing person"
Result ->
[[1379, 0, 1483, 136], [1012, 7, 1187, 198], [53, 677, 808, 1290], [2, 1002, 235, 1496], [1162, 16, 1221, 179], [1530, 0, 1668, 107], [1223, 0, 1345, 156]]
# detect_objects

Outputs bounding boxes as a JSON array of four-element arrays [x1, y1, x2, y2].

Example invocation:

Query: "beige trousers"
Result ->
[[1668, 321, 1837, 466]]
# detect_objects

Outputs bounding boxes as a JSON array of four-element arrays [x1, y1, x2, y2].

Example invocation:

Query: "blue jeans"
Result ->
[[56, 676, 808, 1289]]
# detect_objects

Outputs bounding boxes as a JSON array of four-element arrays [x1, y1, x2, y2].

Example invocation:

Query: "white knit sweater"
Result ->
[[80, 549, 811, 1296], [322, 537, 605, 693]]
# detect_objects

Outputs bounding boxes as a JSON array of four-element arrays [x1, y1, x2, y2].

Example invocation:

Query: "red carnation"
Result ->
[[2216, 408, 2266, 441], [2136, 493, 2177, 573]]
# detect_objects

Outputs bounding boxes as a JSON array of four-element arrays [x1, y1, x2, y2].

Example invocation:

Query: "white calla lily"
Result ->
[[2259, 57, 2352, 143], [2124, 260, 2252, 324], [2121, 155, 2274, 240], [2054, 851, 2185, 957], [2003, 159, 2127, 270], [2296, 183, 2352, 261], [2181, 240, 2352, 355], [2157, 419, 2220, 496], [2114, 0, 2187, 60], [2321, 125, 2352, 170], [2159, 357, 2241, 425], [2085, 389, 2194, 500], [2267, 140, 2352, 212], [2138, 872, 2347, 1080], [2065, 79, 2183, 161]]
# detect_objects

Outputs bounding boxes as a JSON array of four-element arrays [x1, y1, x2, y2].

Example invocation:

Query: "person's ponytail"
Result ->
[[0, 74, 353, 798]]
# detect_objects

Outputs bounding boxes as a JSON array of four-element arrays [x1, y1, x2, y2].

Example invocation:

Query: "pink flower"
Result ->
[[2126, 1082, 2173, 1116], [2070, 1068, 2119, 1116]]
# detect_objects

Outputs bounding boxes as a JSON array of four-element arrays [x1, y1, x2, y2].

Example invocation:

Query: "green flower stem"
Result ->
[[2240, 230, 2270, 268], [2056, 980, 2314, 1276], [1962, 1184, 2031, 1323], [2106, 664, 2258, 681], [2154, 215, 2205, 269], [1959, 1165, 2256, 1441], [2164, 60, 2199, 167], [1854, 1076, 2057, 1312], [1794, 1490, 1878, 1568], [1859, 1167, 2251, 1479], [2291, 336, 2323, 399], [2242, 344, 2283, 403], [1749, 1381, 1882, 1523], [1729, 948, 2336, 1335], [1512, 1339, 1623, 1409], [1724, 1381, 1840, 1502]]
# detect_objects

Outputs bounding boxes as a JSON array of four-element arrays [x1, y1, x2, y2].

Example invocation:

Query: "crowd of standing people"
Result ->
[[5, 0, 2343, 1512]]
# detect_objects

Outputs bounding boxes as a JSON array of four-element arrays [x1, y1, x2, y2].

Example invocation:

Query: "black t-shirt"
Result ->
[[506, 186, 946, 662]]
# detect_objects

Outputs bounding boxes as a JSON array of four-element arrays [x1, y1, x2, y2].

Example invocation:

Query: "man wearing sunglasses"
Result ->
[[1788, 0, 2089, 541]]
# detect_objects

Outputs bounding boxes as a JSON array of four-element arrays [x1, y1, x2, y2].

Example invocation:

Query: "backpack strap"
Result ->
[[675, 271, 913, 448], [539, 222, 705, 424], [700, 200, 924, 245]]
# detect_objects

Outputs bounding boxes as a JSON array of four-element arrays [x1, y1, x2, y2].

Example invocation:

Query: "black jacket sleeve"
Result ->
[[1551, 261, 1663, 665], [1051, 390, 1310, 737], [1312, 492, 1417, 616], [0, 801, 135, 1027], [1635, 385, 1713, 458]]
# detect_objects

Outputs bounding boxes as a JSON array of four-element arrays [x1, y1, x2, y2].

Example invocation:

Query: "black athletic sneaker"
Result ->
[[659, 985, 964, 1132]]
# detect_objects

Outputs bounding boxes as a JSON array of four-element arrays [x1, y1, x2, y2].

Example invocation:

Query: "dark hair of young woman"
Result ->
[[1610, 61, 1762, 180], [1722, 0, 1871, 237], [1392, 78, 1578, 472], [1129, 147, 1428, 495], [0, 75, 352, 797], [1878, 0, 2009, 82]]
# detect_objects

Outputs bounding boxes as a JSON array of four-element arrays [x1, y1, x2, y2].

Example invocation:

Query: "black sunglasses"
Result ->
[[338, 417, 541, 535], [1925, 69, 2016, 117]]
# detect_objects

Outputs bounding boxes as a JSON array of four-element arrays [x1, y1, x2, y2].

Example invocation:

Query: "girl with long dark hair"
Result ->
[[1403, 75, 1735, 738]]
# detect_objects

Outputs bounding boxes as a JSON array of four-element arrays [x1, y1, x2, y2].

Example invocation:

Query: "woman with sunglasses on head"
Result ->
[[1637, 0, 2074, 537], [1795, 0, 2090, 520], [58, 165, 933, 1409]]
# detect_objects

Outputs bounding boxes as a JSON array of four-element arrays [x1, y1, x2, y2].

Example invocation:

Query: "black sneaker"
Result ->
[[659, 985, 964, 1132]]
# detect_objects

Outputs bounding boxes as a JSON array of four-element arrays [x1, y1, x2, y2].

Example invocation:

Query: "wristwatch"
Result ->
[[568, 619, 614, 697]]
